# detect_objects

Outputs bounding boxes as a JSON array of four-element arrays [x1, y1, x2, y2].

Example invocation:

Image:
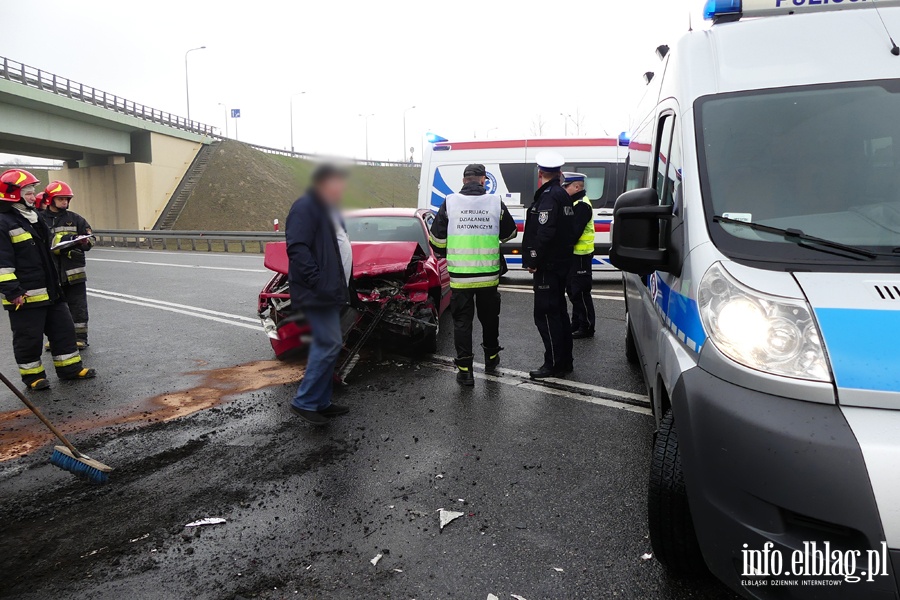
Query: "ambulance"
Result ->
[[611, 0, 900, 596], [418, 136, 630, 270]]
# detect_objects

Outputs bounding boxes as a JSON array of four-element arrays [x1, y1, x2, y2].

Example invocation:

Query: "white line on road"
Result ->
[[87, 290, 261, 331], [87, 257, 267, 273], [88, 288, 260, 322], [498, 285, 624, 302]]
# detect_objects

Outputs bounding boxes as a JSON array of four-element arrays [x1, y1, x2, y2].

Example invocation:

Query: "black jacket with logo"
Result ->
[[522, 178, 575, 270], [0, 204, 63, 310], [41, 208, 93, 285]]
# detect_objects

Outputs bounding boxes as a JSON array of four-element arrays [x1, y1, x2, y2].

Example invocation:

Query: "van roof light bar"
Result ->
[[704, 0, 900, 22]]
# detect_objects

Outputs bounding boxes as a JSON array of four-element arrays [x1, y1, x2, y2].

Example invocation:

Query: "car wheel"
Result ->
[[414, 300, 439, 354], [625, 312, 639, 365], [648, 409, 707, 577]]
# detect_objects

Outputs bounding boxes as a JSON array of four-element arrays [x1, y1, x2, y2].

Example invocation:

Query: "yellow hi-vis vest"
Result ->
[[444, 193, 502, 289], [574, 196, 595, 256]]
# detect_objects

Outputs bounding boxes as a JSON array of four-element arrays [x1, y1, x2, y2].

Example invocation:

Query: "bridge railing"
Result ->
[[0, 56, 215, 136], [93, 230, 282, 254], [234, 139, 422, 168]]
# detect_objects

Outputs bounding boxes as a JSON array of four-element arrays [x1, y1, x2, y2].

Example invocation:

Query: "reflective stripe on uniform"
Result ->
[[2, 287, 50, 305], [52, 352, 82, 368], [447, 260, 501, 269], [51, 226, 77, 234], [449, 276, 501, 289], [74, 322, 88, 333], [429, 234, 447, 248], [0, 267, 15, 283], [9, 228, 32, 244], [18, 361, 45, 375], [574, 197, 595, 255], [66, 267, 86, 282]]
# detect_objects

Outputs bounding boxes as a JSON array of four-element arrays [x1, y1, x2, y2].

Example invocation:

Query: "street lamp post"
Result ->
[[217, 102, 228, 137], [289, 92, 307, 154], [560, 112, 571, 136], [184, 46, 206, 122], [359, 113, 375, 162], [403, 105, 415, 163]]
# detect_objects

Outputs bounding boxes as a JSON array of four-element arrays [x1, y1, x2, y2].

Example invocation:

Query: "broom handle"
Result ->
[[0, 370, 81, 458]]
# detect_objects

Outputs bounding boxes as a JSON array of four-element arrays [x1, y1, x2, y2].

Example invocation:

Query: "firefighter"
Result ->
[[34, 192, 46, 212], [42, 181, 93, 349], [563, 172, 596, 338], [0, 169, 96, 390], [429, 164, 517, 386], [522, 152, 576, 379]]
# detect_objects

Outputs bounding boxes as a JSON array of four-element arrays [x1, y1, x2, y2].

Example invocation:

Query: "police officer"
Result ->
[[0, 169, 96, 390], [42, 181, 93, 349], [563, 172, 596, 338], [429, 164, 517, 386], [523, 152, 576, 379]]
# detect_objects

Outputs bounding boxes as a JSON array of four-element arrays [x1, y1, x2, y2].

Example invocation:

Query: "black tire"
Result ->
[[648, 409, 708, 577], [625, 313, 639, 365], [414, 300, 439, 354]]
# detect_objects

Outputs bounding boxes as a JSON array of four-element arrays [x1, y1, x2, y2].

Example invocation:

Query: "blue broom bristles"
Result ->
[[50, 448, 109, 485]]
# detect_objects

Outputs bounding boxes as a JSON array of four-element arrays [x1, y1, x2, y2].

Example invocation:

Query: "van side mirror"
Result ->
[[609, 188, 673, 275]]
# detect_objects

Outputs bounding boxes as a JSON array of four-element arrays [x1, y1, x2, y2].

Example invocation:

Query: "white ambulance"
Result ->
[[612, 0, 900, 596], [418, 137, 630, 270]]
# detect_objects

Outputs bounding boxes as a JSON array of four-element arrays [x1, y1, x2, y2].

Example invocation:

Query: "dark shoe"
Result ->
[[455, 356, 475, 387], [62, 368, 96, 381], [28, 378, 51, 391], [319, 403, 350, 418], [572, 329, 594, 339], [529, 365, 555, 379], [554, 363, 574, 376], [290, 405, 330, 426], [483, 345, 503, 373]]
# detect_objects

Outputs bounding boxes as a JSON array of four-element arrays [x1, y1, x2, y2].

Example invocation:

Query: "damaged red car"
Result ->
[[258, 208, 450, 369]]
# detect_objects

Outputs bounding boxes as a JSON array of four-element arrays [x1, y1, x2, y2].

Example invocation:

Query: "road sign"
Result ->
[[231, 109, 241, 118]]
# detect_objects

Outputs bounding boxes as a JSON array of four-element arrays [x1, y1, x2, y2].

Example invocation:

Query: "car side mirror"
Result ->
[[610, 188, 673, 276]]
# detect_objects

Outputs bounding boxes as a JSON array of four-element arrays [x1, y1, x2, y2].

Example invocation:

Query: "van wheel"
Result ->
[[648, 409, 707, 577], [625, 313, 639, 365]]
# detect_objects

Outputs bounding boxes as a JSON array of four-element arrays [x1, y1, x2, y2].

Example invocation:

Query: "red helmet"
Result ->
[[35, 192, 46, 209], [44, 181, 74, 203], [0, 169, 40, 202]]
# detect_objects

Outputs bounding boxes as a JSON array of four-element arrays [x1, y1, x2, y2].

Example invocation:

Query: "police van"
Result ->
[[611, 0, 900, 596], [418, 136, 632, 270]]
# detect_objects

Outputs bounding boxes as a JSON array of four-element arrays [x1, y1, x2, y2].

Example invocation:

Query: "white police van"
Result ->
[[612, 1, 900, 596], [419, 136, 633, 270]]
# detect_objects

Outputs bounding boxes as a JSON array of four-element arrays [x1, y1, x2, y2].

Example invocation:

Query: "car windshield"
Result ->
[[345, 216, 428, 249], [697, 81, 900, 263]]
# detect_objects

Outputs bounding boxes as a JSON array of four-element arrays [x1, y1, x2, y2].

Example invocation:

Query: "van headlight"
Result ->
[[698, 263, 831, 382]]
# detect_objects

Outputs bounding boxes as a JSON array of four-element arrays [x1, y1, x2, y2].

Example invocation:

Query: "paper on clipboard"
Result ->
[[50, 234, 95, 252]]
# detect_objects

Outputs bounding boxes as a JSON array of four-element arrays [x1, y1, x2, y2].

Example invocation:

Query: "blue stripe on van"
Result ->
[[814, 308, 900, 393], [653, 274, 706, 352]]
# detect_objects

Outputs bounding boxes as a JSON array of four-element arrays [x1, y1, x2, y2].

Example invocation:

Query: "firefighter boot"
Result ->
[[455, 356, 475, 387], [483, 345, 503, 373]]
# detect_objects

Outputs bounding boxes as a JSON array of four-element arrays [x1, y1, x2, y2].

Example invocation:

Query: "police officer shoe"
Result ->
[[455, 357, 475, 387], [319, 403, 350, 418], [572, 329, 594, 339], [529, 365, 556, 379], [28, 378, 51, 391], [62, 368, 97, 381], [483, 346, 503, 373], [554, 362, 574, 376]]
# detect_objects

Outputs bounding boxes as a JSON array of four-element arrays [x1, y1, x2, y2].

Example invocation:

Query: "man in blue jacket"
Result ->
[[285, 164, 352, 426]]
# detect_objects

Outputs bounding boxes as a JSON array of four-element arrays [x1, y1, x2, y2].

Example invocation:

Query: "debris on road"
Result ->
[[80, 547, 108, 559], [487, 595, 499, 600], [438, 508, 464, 531], [435, 473, 444, 479], [511, 595, 529, 600], [553, 567, 564, 572], [641, 552, 653, 561], [370, 553, 383, 566], [185, 517, 226, 528], [129, 533, 149, 543], [393, 568, 403, 573]]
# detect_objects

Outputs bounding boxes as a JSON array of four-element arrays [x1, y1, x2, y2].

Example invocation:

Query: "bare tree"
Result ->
[[530, 114, 546, 137]]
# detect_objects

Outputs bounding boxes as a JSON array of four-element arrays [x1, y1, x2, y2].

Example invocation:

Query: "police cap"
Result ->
[[535, 151, 565, 173]]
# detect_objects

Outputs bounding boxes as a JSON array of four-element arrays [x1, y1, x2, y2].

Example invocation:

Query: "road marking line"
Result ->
[[88, 288, 260, 322], [87, 291, 261, 331], [429, 363, 651, 416], [498, 285, 624, 301], [87, 257, 267, 273], [432, 354, 649, 406]]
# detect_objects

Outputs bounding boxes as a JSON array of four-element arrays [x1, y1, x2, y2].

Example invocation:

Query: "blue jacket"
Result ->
[[285, 189, 350, 310]]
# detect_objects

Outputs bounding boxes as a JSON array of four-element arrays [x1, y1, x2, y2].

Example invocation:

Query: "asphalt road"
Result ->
[[0, 248, 736, 600]]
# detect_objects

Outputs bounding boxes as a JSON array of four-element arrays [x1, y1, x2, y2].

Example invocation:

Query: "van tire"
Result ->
[[625, 313, 639, 365], [648, 409, 708, 578]]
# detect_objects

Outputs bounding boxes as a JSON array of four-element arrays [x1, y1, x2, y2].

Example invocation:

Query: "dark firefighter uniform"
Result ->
[[522, 152, 576, 379], [429, 164, 517, 385], [42, 188, 93, 346], [563, 172, 596, 338], [0, 171, 91, 389]]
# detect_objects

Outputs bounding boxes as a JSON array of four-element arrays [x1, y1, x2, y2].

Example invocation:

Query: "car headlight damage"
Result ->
[[698, 263, 831, 382]]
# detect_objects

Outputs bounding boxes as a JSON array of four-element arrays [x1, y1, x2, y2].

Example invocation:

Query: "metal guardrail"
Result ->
[[94, 230, 283, 253], [0, 56, 215, 136], [228, 138, 422, 169]]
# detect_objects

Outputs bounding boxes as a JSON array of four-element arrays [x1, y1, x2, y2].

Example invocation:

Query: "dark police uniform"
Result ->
[[42, 208, 93, 344], [0, 204, 84, 385], [566, 184, 596, 337], [522, 155, 576, 377]]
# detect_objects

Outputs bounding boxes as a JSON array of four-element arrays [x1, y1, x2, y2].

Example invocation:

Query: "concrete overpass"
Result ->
[[0, 56, 213, 230]]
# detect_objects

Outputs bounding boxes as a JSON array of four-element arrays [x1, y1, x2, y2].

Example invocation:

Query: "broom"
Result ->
[[0, 370, 112, 484]]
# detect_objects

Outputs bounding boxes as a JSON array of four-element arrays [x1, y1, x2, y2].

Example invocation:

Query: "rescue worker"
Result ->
[[0, 169, 96, 390], [563, 172, 596, 338], [522, 152, 576, 379], [34, 192, 46, 212], [41, 181, 93, 349], [429, 164, 517, 386]]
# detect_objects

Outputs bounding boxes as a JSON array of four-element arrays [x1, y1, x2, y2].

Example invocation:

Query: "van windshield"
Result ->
[[697, 81, 900, 265]]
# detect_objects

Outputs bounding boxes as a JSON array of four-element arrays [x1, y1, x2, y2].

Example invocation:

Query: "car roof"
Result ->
[[346, 208, 424, 218]]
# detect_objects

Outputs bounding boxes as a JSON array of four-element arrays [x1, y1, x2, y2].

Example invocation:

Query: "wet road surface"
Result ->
[[0, 248, 736, 600]]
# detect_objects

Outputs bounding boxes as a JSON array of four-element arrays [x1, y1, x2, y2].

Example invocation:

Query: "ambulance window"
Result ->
[[655, 115, 675, 204], [574, 166, 607, 204], [625, 166, 647, 192]]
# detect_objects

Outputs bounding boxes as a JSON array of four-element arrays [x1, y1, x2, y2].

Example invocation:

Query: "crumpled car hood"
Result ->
[[352, 242, 425, 278]]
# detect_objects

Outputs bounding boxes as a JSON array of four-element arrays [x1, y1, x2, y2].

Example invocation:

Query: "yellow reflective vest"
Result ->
[[573, 196, 595, 256]]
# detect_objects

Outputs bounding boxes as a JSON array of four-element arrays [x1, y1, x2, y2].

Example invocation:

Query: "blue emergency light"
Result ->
[[426, 132, 448, 144], [703, 0, 741, 20], [618, 132, 631, 147]]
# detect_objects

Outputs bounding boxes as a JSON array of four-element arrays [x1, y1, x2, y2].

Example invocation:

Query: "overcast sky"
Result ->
[[8, 0, 705, 163]]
